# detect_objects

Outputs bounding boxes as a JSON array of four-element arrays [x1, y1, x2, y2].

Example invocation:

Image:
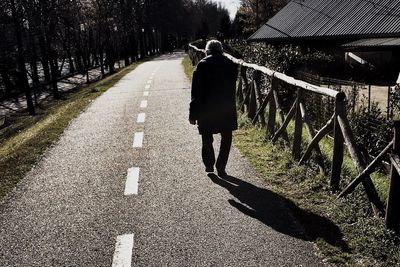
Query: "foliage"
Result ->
[[233, 41, 335, 74], [233, 0, 289, 36], [389, 84, 400, 119], [350, 99, 393, 157]]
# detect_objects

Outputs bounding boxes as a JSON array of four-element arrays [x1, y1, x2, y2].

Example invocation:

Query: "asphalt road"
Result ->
[[0, 52, 327, 266]]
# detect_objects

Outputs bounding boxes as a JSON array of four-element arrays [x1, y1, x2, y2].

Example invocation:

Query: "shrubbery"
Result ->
[[350, 100, 393, 157], [232, 41, 335, 74]]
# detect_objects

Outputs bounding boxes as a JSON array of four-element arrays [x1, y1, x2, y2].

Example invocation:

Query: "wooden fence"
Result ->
[[188, 43, 400, 233]]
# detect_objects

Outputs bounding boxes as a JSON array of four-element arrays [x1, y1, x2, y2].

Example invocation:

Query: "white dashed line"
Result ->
[[140, 100, 148, 108], [145, 84, 151, 90], [124, 167, 140, 195], [133, 132, 144, 148], [143, 91, 149, 96], [137, 113, 146, 123], [147, 80, 152, 84], [111, 234, 134, 267]]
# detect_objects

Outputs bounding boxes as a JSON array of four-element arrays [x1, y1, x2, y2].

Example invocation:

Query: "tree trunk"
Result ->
[[66, 45, 75, 74], [38, 33, 51, 82], [99, 46, 105, 77], [10, 0, 35, 115], [1, 70, 15, 97], [47, 39, 60, 99], [130, 33, 138, 62], [29, 27, 40, 106]]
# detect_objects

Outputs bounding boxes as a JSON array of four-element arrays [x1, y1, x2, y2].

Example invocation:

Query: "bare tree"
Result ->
[[0, 0, 231, 115]]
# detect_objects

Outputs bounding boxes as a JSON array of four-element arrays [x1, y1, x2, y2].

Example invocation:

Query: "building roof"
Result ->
[[248, 0, 400, 42], [342, 38, 400, 49]]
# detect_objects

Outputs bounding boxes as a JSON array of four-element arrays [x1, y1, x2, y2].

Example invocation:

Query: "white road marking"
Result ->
[[124, 167, 140, 195], [147, 80, 152, 84], [143, 91, 149, 96], [133, 132, 144, 147], [145, 84, 151, 90], [140, 100, 147, 108], [137, 113, 146, 123], [112, 234, 134, 267]]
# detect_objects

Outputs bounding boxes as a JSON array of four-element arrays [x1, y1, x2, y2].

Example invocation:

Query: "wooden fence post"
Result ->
[[267, 77, 277, 138], [293, 88, 303, 160], [273, 83, 289, 143], [331, 92, 345, 191], [237, 66, 244, 108], [387, 86, 391, 119], [337, 104, 386, 216], [241, 67, 250, 113], [248, 74, 257, 121], [253, 70, 265, 126], [300, 102, 326, 175], [386, 120, 400, 232]]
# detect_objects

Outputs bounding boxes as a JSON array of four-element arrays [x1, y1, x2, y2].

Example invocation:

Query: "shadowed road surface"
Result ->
[[0, 52, 327, 266]]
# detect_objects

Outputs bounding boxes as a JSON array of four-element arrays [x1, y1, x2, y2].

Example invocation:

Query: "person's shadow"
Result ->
[[208, 173, 349, 252]]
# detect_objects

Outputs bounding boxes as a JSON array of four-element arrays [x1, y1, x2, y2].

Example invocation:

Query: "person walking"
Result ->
[[189, 40, 238, 177]]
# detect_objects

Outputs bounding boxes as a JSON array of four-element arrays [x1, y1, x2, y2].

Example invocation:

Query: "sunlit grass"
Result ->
[[182, 55, 195, 81], [234, 117, 399, 266]]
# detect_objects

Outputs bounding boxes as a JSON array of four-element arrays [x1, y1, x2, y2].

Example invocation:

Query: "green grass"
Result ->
[[182, 55, 195, 81], [233, 123, 400, 266], [182, 54, 400, 266], [0, 61, 142, 201]]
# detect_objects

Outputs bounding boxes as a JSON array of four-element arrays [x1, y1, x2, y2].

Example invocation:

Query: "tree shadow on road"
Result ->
[[208, 173, 349, 252]]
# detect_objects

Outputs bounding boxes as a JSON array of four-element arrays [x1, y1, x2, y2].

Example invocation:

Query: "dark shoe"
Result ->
[[205, 166, 214, 173], [217, 170, 227, 178]]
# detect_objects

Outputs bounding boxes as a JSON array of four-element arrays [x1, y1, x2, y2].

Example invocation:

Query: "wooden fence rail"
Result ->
[[188, 43, 400, 232]]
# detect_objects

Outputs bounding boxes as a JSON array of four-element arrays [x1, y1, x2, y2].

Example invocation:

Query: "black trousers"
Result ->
[[201, 131, 232, 172]]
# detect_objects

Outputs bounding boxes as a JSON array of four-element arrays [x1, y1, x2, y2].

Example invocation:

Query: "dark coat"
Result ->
[[189, 53, 238, 135]]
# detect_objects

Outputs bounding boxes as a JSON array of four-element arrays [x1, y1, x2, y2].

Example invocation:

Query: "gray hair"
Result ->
[[205, 40, 223, 55]]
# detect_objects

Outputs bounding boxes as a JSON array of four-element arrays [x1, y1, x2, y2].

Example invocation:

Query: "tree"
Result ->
[[9, 0, 35, 114], [234, 0, 288, 36], [0, 0, 231, 115]]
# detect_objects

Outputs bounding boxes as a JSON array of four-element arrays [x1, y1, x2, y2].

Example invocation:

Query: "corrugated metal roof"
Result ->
[[342, 38, 400, 48], [249, 0, 400, 42]]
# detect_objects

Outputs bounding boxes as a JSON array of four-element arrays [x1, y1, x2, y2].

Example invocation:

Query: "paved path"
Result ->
[[0, 52, 326, 266]]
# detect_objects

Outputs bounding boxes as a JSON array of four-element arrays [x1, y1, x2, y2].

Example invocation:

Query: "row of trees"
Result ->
[[0, 0, 231, 115], [233, 0, 289, 36]]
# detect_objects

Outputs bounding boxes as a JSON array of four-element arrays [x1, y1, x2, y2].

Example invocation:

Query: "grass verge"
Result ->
[[182, 54, 400, 266], [0, 61, 142, 201], [182, 55, 195, 81]]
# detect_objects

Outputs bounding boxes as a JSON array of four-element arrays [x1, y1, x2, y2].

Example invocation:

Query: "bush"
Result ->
[[350, 99, 393, 157], [232, 41, 335, 74]]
